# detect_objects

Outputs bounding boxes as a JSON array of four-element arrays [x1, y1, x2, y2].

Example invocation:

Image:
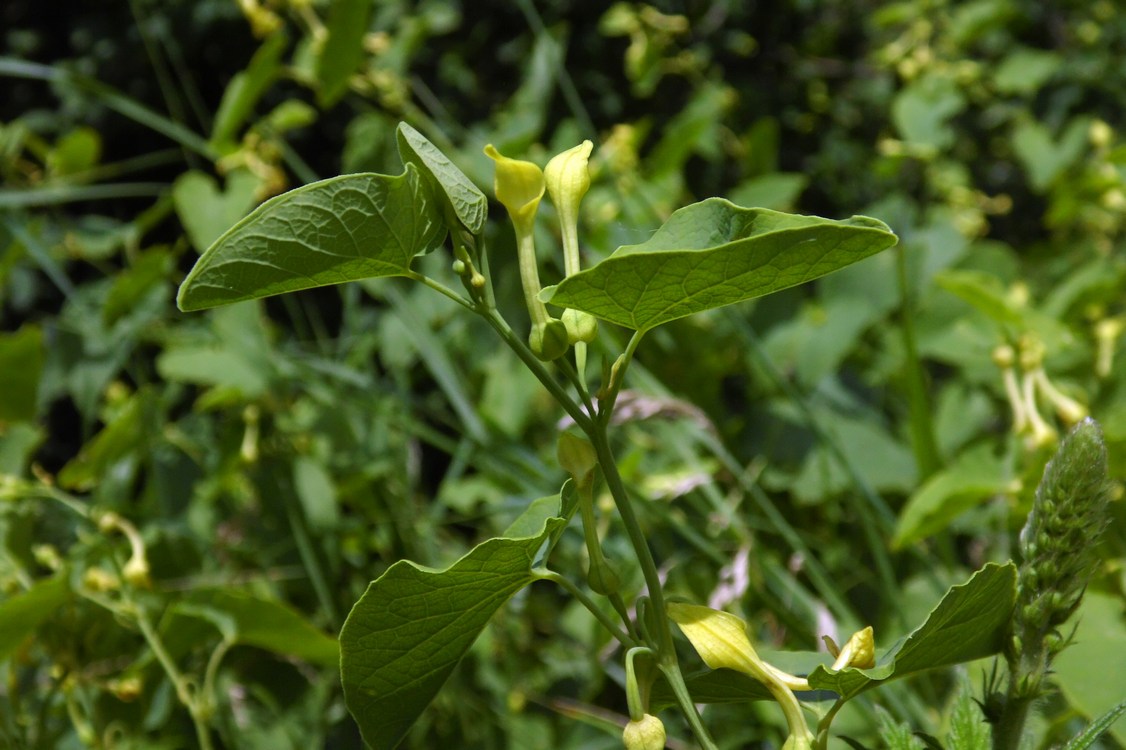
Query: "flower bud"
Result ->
[[622, 713, 666, 750], [530, 319, 570, 361], [545, 141, 593, 278], [123, 552, 151, 588], [545, 141, 592, 221], [829, 626, 875, 670], [588, 557, 622, 596], [563, 308, 599, 344], [557, 432, 598, 487]]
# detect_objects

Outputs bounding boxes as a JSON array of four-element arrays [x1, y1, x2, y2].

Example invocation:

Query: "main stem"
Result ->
[[588, 427, 719, 750]]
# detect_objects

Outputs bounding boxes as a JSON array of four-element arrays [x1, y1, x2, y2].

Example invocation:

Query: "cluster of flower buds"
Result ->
[[1008, 419, 1112, 696], [485, 140, 598, 361], [992, 336, 1087, 450]]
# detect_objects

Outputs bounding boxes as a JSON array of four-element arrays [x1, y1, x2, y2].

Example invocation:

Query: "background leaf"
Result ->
[[177, 165, 444, 311], [0, 325, 44, 423], [1052, 592, 1126, 746], [0, 576, 69, 662], [315, 0, 372, 107], [892, 443, 1013, 549], [541, 200, 897, 332]]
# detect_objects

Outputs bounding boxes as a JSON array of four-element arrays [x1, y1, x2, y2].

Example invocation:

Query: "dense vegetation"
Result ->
[[1, 1, 1123, 748]]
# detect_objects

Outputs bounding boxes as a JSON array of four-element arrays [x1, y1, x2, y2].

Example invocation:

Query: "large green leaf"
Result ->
[[0, 576, 69, 662], [807, 563, 1016, 698], [396, 122, 486, 235], [177, 165, 444, 311], [340, 514, 565, 750], [540, 200, 897, 332]]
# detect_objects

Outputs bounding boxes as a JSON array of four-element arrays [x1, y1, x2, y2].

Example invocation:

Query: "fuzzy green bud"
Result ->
[[1008, 418, 1113, 699], [622, 714, 666, 750]]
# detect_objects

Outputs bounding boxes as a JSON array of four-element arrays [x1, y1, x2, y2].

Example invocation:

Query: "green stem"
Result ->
[[598, 329, 645, 423], [815, 699, 847, 750], [482, 309, 592, 432], [535, 569, 636, 647], [515, 229, 550, 327], [658, 662, 721, 750], [994, 693, 1033, 750], [129, 597, 216, 750], [896, 244, 941, 480], [588, 431, 667, 653], [405, 271, 475, 312]]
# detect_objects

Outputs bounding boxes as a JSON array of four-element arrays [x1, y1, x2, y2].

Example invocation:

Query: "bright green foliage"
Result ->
[[396, 122, 487, 234], [806, 563, 1017, 698], [1054, 593, 1126, 745], [340, 513, 564, 750], [542, 201, 897, 331], [893, 444, 1012, 549], [3, 1, 1125, 748], [177, 166, 444, 311]]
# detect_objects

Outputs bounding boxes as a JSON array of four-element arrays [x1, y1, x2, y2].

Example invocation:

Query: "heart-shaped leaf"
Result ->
[[807, 562, 1016, 699], [541, 199, 897, 332], [177, 165, 444, 312], [340, 512, 564, 750]]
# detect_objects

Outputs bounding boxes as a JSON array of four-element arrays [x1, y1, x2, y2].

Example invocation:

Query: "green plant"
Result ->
[[3, 2, 1124, 748], [172, 122, 1113, 750]]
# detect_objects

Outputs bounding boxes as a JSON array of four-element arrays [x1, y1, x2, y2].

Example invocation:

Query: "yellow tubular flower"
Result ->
[[545, 140, 593, 277], [484, 144, 544, 237], [545, 141, 599, 346], [668, 603, 814, 749], [484, 144, 568, 360]]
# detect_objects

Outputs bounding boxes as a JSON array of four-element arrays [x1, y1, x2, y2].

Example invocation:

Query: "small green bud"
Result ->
[[452, 259, 467, 275], [557, 432, 598, 488], [587, 557, 621, 596], [562, 308, 599, 344], [622, 714, 666, 750], [530, 319, 570, 361]]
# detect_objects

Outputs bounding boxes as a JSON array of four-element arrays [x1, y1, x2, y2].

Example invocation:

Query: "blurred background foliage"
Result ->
[[1, 0, 1124, 748]]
